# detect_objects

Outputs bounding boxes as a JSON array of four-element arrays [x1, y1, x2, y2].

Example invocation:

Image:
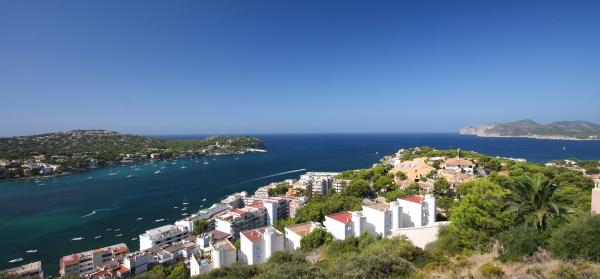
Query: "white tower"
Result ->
[[264, 202, 278, 226], [390, 201, 401, 230], [592, 180, 600, 214], [424, 194, 436, 225], [264, 227, 274, 259], [212, 245, 222, 269], [352, 211, 364, 237]]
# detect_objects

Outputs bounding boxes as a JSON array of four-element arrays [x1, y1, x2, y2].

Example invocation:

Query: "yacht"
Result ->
[[26, 250, 37, 253], [131, 237, 138, 241], [94, 235, 102, 240], [155, 219, 165, 222], [202, 198, 207, 202], [181, 213, 188, 216], [136, 217, 143, 221], [126, 174, 133, 178], [154, 170, 161, 174], [9, 258, 23, 264], [181, 207, 187, 211], [71, 237, 85, 241], [114, 228, 120, 232], [115, 234, 123, 237]]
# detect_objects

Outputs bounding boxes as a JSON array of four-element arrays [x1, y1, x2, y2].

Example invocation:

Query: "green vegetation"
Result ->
[[507, 175, 567, 228], [267, 183, 291, 197], [136, 262, 189, 279], [300, 228, 332, 252], [479, 262, 505, 279], [549, 214, 600, 261], [191, 219, 209, 235]]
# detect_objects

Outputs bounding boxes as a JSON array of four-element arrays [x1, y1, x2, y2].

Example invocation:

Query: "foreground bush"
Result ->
[[480, 262, 505, 279], [549, 214, 600, 261], [498, 225, 545, 262]]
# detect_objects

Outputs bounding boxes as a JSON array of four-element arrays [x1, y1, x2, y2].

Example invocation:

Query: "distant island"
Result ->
[[460, 119, 600, 140], [0, 130, 265, 180]]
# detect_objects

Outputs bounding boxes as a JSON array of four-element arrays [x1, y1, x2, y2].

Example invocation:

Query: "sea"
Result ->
[[2, 133, 600, 276]]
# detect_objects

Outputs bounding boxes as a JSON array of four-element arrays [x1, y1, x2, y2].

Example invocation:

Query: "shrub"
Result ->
[[550, 264, 578, 279], [300, 228, 332, 251], [480, 263, 505, 279], [498, 225, 545, 262], [549, 214, 600, 261]]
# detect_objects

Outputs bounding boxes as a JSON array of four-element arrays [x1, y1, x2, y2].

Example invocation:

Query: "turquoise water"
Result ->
[[2, 133, 600, 275]]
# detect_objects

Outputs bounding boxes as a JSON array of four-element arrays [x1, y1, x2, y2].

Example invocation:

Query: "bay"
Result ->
[[1, 133, 600, 275]]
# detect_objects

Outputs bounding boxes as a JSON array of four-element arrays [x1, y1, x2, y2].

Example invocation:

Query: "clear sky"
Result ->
[[1, 0, 599, 136]]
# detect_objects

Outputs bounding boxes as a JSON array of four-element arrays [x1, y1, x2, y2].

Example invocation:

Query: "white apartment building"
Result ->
[[190, 239, 237, 276], [214, 204, 267, 239], [332, 178, 351, 193], [139, 224, 189, 251], [239, 226, 284, 265], [396, 195, 436, 227], [284, 222, 322, 251], [323, 211, 365, 241], [123, 251, 154, 276], [60, 243, 129, 277], [361, 201, 401, 237], [298, 172, 340, 196]]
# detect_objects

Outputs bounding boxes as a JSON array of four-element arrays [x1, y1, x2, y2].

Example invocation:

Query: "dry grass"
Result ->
[[426, 252, 600, 279]]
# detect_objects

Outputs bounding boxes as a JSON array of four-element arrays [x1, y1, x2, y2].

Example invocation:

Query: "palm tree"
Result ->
[[508, 175, 567, 228]]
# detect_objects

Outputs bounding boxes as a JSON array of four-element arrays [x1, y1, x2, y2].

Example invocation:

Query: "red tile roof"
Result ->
[[232, 209, 248, 216], [327, 211, 353, 224], [399, 196, 424, 204], [248, 202, 264, 208], [241, 228, 267, 243]]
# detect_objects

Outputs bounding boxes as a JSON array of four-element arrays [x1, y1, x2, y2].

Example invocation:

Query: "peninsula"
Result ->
[[0, 130, 265, 180], [460, 119, 600, 140]]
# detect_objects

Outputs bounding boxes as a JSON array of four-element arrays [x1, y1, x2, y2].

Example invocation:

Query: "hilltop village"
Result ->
[[4, 147, 600, 278]]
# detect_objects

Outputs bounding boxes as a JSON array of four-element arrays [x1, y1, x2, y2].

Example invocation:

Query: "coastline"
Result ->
[[459, 133, 600, 141]]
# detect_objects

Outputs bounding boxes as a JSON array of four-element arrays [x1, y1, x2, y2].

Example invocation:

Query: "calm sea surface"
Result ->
[[2, 133, 600, 275]]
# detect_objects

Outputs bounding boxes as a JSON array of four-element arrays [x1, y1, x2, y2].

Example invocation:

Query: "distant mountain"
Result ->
[[460, 119, 600, 140]]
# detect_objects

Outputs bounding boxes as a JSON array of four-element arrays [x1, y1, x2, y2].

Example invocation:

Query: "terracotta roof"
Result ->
[[444, 158, 474, 166], [211, 230, 231, 240], [399, 196, 424, 204], [248, 202, 264, 208], [241, 228, 267, 243], [285, 222, 313, 237], [117, 265, 130, 273], [232, 209, 248, 216], [241, 227, 281, 243], [327, 211, 353, 224], [364, 202, 390, 212]]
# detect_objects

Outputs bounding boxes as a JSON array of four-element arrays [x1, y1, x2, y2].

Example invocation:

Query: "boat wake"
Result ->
[[80, 207, 118, 218], [238, 169, 307, 184]]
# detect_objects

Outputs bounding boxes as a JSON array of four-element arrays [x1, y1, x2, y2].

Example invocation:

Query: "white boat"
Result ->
[[154, 170, 161, 174], [108, 172, 118, 176], [173, 206, 178, 209], [136, 217, 143, 221], [180, 166, 186, 169], [181, 213, 188, 216], [182, 202, 189, 205], [115, 234, 123, 237], [181, 207, 187, 211], [114, 228, 120, 232], [203, 162, 209, 165], [38, 183, 45, 186], [94, 235, 102, 239], [126, 174, 133, 178], [155, 219, 165, 222], [71, 237, 85, 241], [26, 250, 37, 253], [106, 228, 112, 231], [88, 176, 93, 179], [202, 198, 207, 202], [131, 237, 138, 241], [8, 258, 23, 263]]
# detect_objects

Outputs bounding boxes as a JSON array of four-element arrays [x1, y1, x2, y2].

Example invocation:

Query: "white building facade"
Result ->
[[239, 227, 284, 265]]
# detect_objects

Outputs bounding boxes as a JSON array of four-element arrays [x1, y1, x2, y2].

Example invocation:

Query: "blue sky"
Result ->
[[1, 0, 599, 136]]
